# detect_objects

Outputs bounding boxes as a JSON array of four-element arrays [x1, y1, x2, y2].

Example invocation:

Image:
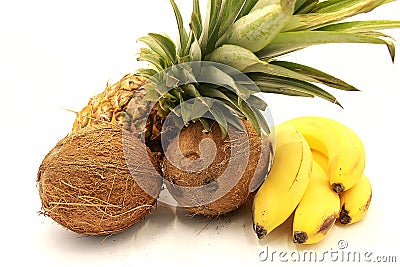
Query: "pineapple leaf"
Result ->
[[295, 0, 319, 15], [294, 0, 316, 13], [206, 44, 259, 72], [318, 20, 400, 32], [218, 0, 247, 36], [138, 36, 171, 66], [200, 0, 223, 55], [170, 0, 189, 57], [247, 94, 268, 111], [198, 86, 240, 108], [270, 61, 359, 91], [209, 105, 228, 138], [218, 3, 295, 52], [190, 12, 203, 41], [249, 73, 343, 107], [192, 98, 211, 119], [253, 107, 270, 134], [312, 0, 389, 14], [238, 99, 262, 136], [199, 118, 212, 132], [199, 65, 249, 100], [237, 0, 259, 19], [193, 0, 202, 22], [198, 86, 264, 133], [190, 38, 202, 61], [222, 90, 266, 135], [383, 39, 396, 63], [257, 31, 394, 59], [135, 68, 158, 79], [143, 88, 160, 102], [256, 84, 314, 97], [181, 102, 194, 125], [190, 0, 203, 41], [137, 48, 166, 71], [284, 0, 389, 31], [243, 61, 319, 83], [181, 84, 201, 98], [249, 0, 283, 12], [224, 111, 246, 132], [147, 33, 178, 65]]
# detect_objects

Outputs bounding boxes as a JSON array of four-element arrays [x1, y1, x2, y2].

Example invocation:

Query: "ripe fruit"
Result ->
[[163, 119, 272, 216], [293, 160, 340, 244], [339, 174, 372, 225], [37, 126, 162, 235], [285, 116, 365, 192], [39, 0, 399, 235], [252, 124, 312, 239]]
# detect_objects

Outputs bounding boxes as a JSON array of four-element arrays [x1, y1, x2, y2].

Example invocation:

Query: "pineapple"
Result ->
[[73, 0, 400, 144], [71, 0, 400, 215]]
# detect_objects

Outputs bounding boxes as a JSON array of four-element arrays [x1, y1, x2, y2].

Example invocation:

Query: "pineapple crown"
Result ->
[[135, 0, 400, 136]]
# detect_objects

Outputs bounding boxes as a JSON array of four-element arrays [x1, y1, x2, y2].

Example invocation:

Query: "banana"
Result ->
[[285, 116, 365, 193], [293, 160, 340, 244], [252, 124, 312, 239], [339, 174, 372, 225], [311, 149, 329, 171]]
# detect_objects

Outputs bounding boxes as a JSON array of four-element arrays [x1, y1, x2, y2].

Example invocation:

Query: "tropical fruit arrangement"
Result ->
[[37, 0, 398, 243], [253, 117, 373, 244]]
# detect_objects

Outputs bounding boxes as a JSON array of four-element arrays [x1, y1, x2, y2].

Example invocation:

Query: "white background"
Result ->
[[1, 0, 399, 266]]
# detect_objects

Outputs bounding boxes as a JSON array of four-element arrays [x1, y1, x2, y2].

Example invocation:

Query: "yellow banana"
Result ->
[[339, 174, 372, 225], [311, 149, 329, 171], [252, 124, 312, 239], [285, 116, 365, 193], [293, 160, 340, 244]]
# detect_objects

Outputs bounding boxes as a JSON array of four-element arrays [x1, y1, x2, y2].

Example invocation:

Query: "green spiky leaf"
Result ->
[[257, 31, 395, 59], [285, 0, 390, 31], [147, 33, 178, 64], [206, 44, 259, 71], [218, 2, 295, 52], [218, 0, 247, 36], [200, 0, 223, 55], [170, 0, 189, 57], [237, 0, 259, 19], [318, 20, 400, 32], [137, 48, 166, 71], [249, 73, 343, 107], [270, 61, 358, 91], [135, 68, 158, 79]]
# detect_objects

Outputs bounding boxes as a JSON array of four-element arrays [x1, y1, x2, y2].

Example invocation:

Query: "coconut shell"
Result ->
[[162, 120, 273, 216], [37, 126, 162, 235]]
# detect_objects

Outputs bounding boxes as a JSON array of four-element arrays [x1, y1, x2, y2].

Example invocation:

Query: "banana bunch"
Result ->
[[253, 117, 372, 244], [253, 124, 312, 239]]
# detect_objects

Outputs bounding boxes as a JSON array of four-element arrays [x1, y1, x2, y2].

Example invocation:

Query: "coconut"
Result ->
[[162, 119, 273, 216], [37, 126, 162, 235]]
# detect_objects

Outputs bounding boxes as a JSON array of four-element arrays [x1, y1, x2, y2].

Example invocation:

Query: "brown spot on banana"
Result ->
[[317, 214, 337, 234], [364, 193, 372, 212]]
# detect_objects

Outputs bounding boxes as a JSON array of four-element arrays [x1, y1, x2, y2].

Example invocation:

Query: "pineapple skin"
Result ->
[[72, 74, 163, 147]]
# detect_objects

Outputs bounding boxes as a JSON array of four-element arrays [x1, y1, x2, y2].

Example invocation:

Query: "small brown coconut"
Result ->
[[37, 125, 162, 235], [162, 119, 273, 217]]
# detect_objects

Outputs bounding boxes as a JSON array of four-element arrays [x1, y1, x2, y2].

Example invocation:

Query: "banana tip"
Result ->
[[339, 206, 351, 224], [254, 224, 267, 239], [332, 183, 344, 193], [293, 231, 308, 244]]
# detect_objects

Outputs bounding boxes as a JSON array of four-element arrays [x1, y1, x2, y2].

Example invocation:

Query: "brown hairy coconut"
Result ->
[[37, 125, 162, 235], [163, 119, 273, 217]]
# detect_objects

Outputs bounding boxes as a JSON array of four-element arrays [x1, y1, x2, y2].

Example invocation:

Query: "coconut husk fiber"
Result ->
[[37, 125, 162, 235], [163, 119, 273, 217]]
